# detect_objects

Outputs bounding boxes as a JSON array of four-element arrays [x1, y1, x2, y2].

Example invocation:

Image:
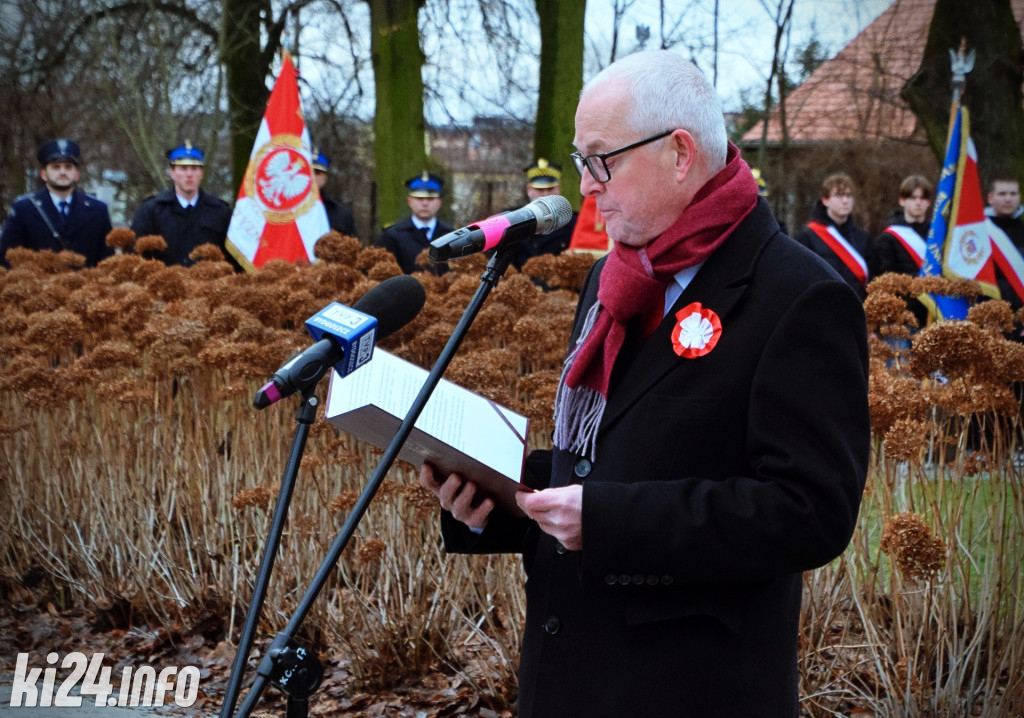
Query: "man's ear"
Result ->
[[672, 130, 696, 182]]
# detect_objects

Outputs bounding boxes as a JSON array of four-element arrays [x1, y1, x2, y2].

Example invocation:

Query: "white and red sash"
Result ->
[[987, 219, 1024, 305], [883, 224, 926, 270], [807, 221, 868, 285]]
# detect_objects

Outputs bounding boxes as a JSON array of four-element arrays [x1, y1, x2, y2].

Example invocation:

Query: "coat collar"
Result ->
[[597, 199, 780, 434]]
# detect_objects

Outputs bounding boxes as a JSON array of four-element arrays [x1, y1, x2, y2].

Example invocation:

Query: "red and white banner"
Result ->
[[226, 52, 329, 272]]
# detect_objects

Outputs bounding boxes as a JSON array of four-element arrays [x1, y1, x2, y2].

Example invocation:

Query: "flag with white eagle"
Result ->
[[225, 51, 329, 272]]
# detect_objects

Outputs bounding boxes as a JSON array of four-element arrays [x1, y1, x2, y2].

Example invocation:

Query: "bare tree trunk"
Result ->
[[367, 0, 429, 230], [903, 0, 1024, 181], [534, 0, 586, 210], [221, 0, 272, 192]]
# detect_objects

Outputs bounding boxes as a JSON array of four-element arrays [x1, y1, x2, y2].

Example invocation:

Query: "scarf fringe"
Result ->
[[553, 301, 605, 460]]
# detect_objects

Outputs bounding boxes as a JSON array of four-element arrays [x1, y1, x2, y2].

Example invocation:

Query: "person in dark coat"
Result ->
[[794, 172, 874, 300], [0, 138, 113, 268], [375, 172, 453, 274], [312, 148, 358, 239], [875, 173, 933, 327], [130, 141, 234, 268], [421, 51, 869, 718], [507, 158, 577, 270]]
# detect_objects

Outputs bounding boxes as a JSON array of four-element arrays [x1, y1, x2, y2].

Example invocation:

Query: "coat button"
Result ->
[[573, 458, 592, 477], [543, 616, 561, 635], [632, 573, 645, 585], [605, 573, 618, 586], [646, 574, 659, 586], [618, 573, 631, 586], [555, 541, 567, 555], [661, 574, 674, 586]]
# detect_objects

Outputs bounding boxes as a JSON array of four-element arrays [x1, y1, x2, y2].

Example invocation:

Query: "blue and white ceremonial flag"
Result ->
[[919, 104, 998, 321]]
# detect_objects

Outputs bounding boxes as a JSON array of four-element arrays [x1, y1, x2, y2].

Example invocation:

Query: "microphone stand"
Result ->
[[219, 391, 321, 718], [225, 250, 515, 718]]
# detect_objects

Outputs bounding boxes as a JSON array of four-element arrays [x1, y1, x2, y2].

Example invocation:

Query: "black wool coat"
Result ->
[[130, 189, 232, 267], [440, 200, 870, 718], [0, 187, 113, 268], [375, 216, 453, 275]]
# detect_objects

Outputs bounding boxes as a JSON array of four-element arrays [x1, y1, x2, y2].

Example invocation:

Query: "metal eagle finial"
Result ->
[[949, 38, 975, 104]]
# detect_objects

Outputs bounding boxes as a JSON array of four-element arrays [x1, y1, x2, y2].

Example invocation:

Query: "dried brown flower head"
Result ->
[[189, 260, 236, 281], [867, 272, 915, 297], [76, 341, 143, 371], [189, 243, 227, 263], [880, 512, 946, 582], [868, 362, 932, 434], [882, 418, 928, 462], [357, 539, 386, 566], [313, 231, 361, 265], [300, 455, 325, 471], [106, 228, 136, 251], [24, 308, 85, 348], [145, 266, 190, 302], [863, 291, 915, 335], [355, 247, 400, 275], [95, 379, 153, 406], [232, 486, 273, 510], [492, 274, 542, 315], [967, 300, 1014, 335], [329, 491, 358, 514], [908, 321, 995, 380], [134, 234, 168, 255]]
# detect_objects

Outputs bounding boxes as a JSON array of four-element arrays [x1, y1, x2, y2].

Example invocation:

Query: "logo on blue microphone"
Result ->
[[306, 303, 378, 377]]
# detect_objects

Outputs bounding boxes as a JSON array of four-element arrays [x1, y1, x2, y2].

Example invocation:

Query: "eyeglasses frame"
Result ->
[[570, 129, 675, 183]]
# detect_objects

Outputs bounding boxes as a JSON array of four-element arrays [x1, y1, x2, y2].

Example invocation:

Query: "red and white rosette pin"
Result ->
[[670, 302, 722, 358]]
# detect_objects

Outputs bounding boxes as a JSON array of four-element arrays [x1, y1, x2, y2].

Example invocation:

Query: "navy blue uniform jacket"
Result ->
[[375, 216, 453, 274], [0, 187, 113, 267], [130, 189, 232, 267], [440, 199, 870, 718]]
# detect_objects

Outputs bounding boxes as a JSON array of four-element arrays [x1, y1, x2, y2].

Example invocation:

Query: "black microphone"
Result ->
[[428, 195, 573, 261], [253, 275, 426, 409]]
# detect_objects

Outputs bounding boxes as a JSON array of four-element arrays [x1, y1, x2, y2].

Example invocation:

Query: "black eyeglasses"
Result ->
[[570, 129, 674, 183]]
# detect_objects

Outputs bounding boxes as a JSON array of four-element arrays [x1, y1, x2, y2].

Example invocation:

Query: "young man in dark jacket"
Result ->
[[794, 172, 874, 300], [130, 141, 234, 268]]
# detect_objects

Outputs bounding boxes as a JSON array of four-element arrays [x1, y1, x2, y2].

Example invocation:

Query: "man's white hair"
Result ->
[[582, 50, 728, 172]]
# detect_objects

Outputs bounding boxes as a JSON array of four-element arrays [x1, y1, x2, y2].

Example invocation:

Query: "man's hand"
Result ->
[[419, 464, 494, 530], [516, 485, 583, 551]]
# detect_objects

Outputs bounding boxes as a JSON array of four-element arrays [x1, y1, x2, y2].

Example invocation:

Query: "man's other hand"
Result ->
[[516, 485, 583, 550]]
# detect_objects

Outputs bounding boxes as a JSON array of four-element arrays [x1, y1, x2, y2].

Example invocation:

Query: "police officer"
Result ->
[[130, 141, 233, 267], [312, 148, 358, 239], [0, 138, 113, 268], [375, 172, 453, 274], [507, 158, 577, 270]]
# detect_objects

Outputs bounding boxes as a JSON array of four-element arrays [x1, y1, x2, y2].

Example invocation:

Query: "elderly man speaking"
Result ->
[[422, 50, 869, 718]]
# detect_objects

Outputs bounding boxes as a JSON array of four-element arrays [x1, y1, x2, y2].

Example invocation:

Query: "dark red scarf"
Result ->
[[553, 143, 759, 458]]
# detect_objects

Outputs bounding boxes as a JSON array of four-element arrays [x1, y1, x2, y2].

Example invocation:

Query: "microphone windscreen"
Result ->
[[353, 275, 426, 340], [534, 195, 574, 234]]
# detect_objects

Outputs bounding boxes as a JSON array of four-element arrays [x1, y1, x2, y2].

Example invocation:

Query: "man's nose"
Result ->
[[579, 169, 603, 196]]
